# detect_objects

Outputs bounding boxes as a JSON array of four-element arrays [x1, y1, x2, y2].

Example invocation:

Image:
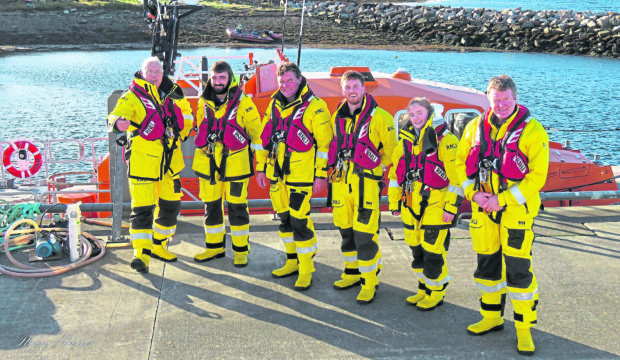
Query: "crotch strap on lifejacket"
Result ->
[[260, 90, 315, 178]]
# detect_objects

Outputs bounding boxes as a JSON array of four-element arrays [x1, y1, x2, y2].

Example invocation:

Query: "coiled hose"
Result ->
[[0, 219, 106, 277]]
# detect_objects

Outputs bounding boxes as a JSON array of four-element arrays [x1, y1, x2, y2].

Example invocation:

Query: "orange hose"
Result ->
[[0, 219, 106, 277]]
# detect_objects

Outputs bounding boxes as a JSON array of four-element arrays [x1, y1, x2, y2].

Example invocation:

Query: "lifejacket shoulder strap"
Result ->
[[400, 127, 417, 175], [353, 94, 378, 139], [435, 122, 448, 141], [500, 107, 531, 148], [283, 89, 314, 128]]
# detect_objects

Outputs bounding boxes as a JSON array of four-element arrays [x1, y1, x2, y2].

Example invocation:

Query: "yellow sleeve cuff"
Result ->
[[498, 193, 507, 208]]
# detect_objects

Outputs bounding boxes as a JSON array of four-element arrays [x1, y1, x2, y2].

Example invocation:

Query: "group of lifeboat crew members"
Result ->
[[108, 57, 548, 356]]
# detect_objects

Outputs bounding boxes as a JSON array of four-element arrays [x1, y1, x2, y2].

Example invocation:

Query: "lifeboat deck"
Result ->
[[1, 206, 619, 359]]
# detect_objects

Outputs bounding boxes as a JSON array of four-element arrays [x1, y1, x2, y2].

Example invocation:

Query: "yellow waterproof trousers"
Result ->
[[401, 202, 451, 293], [332, 174, 383, 284], [269, 179, 317, 274], [199, 178, 250, 255], [469, 204, 538, 329], [129, 173, 182, 260]]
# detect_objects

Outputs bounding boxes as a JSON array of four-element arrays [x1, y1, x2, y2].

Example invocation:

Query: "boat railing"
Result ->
[[0, 138, 107, 183], [172, 53, 285, 96], [0, 138, 109, 205]]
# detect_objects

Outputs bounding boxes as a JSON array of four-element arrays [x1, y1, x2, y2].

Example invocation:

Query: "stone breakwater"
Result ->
[[305, 2, 620, 58]]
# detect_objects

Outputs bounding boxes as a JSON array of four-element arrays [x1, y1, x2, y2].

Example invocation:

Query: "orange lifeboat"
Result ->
[[96, 59, 618, 215]]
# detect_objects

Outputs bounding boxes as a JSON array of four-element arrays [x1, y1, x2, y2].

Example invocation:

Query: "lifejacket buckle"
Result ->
[[492, 158, 500, 170], [405, 169, 420, 182], [165, 126, 174, 139], [341, 149, 351, 161], [479, 167, 489, 183], [272, 131, 285, 144], [329, 158, 346, 183], [479, 158, 494, 183], [268, 142, 279, 164], [205, 143, 215, 156], [207, 132, 220, 144]]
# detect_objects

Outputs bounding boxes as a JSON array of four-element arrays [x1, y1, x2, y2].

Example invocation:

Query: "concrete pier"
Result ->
[[1, 206, 619, 359]]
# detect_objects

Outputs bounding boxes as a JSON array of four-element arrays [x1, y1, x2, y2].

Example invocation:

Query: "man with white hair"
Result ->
[[107, 57, 193, 274]]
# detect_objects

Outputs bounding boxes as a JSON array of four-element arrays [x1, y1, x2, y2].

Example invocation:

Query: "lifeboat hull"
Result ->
[[95, 63, 617, 216]]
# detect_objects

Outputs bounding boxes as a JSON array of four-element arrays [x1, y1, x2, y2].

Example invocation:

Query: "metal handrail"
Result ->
[[37, 191, 620, 213]]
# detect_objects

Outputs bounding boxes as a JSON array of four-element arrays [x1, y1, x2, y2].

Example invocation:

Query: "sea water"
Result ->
[[0, 47, 619, 165], [419, 0, 619, 12]]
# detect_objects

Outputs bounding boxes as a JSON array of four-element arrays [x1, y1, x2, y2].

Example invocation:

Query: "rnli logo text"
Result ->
[[297, 130, 310, 145], [514, 156, 527, 173], [434, 167, 448, 181], [233, 130, 247, 144], [364, 148, 379, 162], [143, 121, 156, 135]]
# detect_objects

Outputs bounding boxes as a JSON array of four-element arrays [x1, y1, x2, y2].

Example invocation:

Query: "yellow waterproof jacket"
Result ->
[[107, 75, 193, 181], [331, 96, 397, 184], [256, 78, 333, 185], [388, 115, 462, 216], [454, 107, 549, 216], [192, 81, 262, 181]]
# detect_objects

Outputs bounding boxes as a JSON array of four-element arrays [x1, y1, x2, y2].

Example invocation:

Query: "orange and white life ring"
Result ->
[[2, 140, 43, 178]]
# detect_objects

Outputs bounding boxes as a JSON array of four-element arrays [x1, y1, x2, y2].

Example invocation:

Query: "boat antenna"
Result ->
[[281, 0, 288, 53], [144, 0, 203, 76], [296, 0, 306, 66]]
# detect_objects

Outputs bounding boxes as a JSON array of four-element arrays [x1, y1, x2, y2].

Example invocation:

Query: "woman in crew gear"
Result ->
[[192, 61, 263, 268], [388, 98, 462, 311], [328, 70, 397, 304], [107, 57, 193, 273], [256, 62, 333, 291], [455, 75, 549, 356]]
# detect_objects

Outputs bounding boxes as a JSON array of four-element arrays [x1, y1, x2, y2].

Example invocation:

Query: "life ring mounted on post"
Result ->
[[2, 140, 43, 178]]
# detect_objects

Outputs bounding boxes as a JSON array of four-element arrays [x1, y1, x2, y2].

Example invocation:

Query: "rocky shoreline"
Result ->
[[1, 2, 619, 58], [306, 2, 620, 58]]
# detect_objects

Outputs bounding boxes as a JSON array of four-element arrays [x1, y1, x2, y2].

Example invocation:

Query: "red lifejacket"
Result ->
[[129, 81, 184, 141], [395, 122, 450, 189], [260, 89, 315, 153], [465, 105, 531, 185], [328, 93, 381, 170], [194, 86, 248, 151]]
